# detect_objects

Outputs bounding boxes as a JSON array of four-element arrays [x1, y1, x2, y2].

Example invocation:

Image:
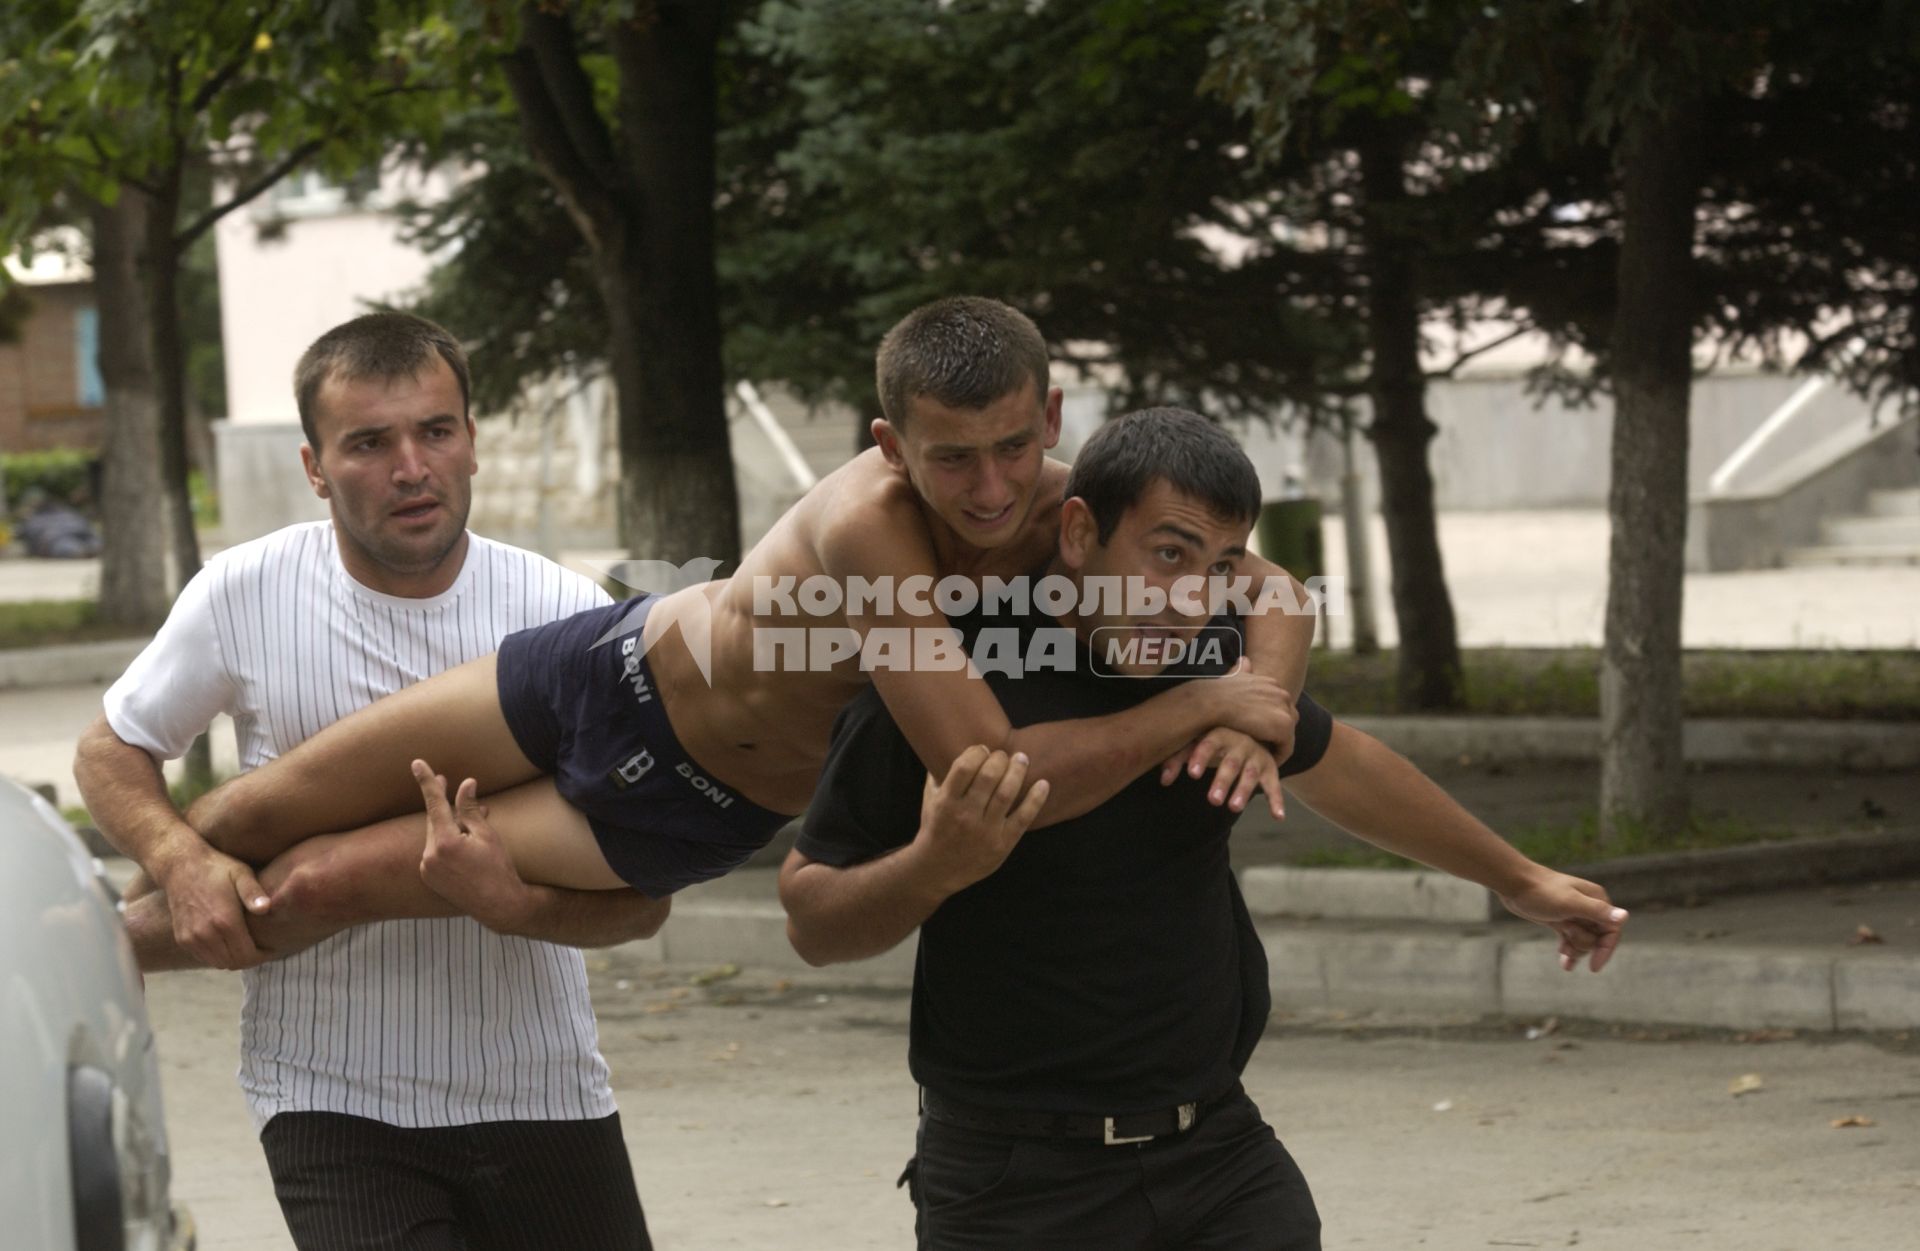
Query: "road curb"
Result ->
[[1240, 831, 1920, 920], [1562, 830, 1920, 907], [617, 870, 1920, 1032], [1346, 715, 1920, 770], [0, 638, 146, 690], [1240, 865, 1496, 923]]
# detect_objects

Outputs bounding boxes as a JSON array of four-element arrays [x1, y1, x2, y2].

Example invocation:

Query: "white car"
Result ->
[[0, 778, 194, 1250]]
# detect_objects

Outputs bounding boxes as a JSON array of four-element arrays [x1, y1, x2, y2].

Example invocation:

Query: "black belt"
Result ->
[[920, 1083, 1242, 1147]]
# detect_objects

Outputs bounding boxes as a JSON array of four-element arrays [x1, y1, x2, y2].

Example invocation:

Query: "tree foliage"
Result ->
[[1, 0, 454, 635]]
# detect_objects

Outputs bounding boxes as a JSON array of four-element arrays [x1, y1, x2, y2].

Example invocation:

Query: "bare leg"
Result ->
[[187, 653, 542, 865], [131, 778, 620, 972]]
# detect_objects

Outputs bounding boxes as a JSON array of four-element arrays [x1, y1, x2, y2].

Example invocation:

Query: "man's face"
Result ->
[[875, 379, 1062, 550], [299, 357, 477, 596], [1058, 478, 1251, 676]]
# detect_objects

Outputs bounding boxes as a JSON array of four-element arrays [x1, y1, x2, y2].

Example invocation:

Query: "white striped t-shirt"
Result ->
[[104, 521, 619, 1131]]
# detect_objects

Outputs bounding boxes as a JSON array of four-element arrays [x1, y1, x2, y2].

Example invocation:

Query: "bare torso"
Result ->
[[639, 448, 1065, 813]]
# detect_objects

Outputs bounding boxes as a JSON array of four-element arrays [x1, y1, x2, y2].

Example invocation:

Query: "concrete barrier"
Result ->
[[0, 638, 145, 690], [1345, 715, 1920, 771], [1239, 866, 1495, 923]]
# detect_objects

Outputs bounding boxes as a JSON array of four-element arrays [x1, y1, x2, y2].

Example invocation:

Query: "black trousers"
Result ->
[[908, 1091, 1321, 1250], [260, 1111, 651, 1251]]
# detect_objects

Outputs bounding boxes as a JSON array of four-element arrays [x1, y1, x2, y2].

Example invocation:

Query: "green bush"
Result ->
[[2, 448, 96, 513]]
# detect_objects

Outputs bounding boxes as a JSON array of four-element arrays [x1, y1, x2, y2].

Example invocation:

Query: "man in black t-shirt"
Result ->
[[781, 409, 1628, 1250]]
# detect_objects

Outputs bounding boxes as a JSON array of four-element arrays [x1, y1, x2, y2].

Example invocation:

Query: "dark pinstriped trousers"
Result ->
[[260, 1111, 651, 1250]]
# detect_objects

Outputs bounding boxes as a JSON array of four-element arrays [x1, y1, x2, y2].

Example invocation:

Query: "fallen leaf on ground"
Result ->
[[1830, 1115, 1876, 1129], [765, 1198, 789, 1208], [691, 963, 742, 986], [1847, 925, 1884, 946], [1729, 1073, 1765, 1097]]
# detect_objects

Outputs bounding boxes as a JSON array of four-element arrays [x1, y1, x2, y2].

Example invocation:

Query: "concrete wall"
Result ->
[[1217, 370, 1864, 513], [211, 420, 327, 540], [1687, 414, 1920, 571]]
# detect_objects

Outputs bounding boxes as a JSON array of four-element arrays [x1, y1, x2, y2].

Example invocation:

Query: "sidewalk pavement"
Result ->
[[613, 860, 1920, 1035]]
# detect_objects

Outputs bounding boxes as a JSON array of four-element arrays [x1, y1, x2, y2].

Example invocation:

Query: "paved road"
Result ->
[[148, 955, 1920, 1251]]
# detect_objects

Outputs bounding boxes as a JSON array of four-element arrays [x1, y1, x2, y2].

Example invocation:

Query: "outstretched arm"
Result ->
[[1285, 723, 1628, 971]]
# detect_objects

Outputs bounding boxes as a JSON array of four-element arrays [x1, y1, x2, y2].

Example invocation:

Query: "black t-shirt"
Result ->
[[795, 611, 1333, 1114]]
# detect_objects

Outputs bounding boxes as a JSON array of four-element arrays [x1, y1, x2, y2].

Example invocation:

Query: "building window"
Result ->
[[74, 305, 103, 408], [253, 166, 383, 221]]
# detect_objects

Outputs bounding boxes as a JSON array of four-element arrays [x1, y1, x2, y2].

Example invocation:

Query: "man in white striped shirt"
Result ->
[[75, 313, 662, 1250]]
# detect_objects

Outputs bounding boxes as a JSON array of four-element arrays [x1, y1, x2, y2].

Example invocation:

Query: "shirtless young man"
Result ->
[[177, 297, 1314, 949]]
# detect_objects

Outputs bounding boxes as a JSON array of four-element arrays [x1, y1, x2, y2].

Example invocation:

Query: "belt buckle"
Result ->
[[1102, 1101, 1197, 1146]]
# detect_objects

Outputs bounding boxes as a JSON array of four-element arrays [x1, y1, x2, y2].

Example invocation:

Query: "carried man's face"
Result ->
[[1058, 478, 1252, 677], [880, 378, 1062, 549], [299, 356, 478, 592]]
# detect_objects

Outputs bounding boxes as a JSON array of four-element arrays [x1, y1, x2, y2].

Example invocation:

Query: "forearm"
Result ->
[[1286, 724, 1549, 896], [1003, 683, 1220, 825], [507, 887, 670, 947], [73, 715, 211, 885], [1238, 562, 1315, 699], [779, 847, 951, 966]]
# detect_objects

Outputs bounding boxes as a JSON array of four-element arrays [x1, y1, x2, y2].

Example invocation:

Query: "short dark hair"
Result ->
[[874, 296, 1049, 428], [293, 312, 470, 449], [1066, 407, 1263, 544]]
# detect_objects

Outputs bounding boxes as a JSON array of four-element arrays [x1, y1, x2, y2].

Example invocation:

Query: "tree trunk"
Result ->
[[601, 256, 742, 565], [604, 4, 741, 566], [853, 390, 882, 453], [88, 192, 171, 629], [145, 172, 202, 591], [147, 175, 215, 790], [1599, 107, 1699, 845], [1358, 129, 1464, 710]]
